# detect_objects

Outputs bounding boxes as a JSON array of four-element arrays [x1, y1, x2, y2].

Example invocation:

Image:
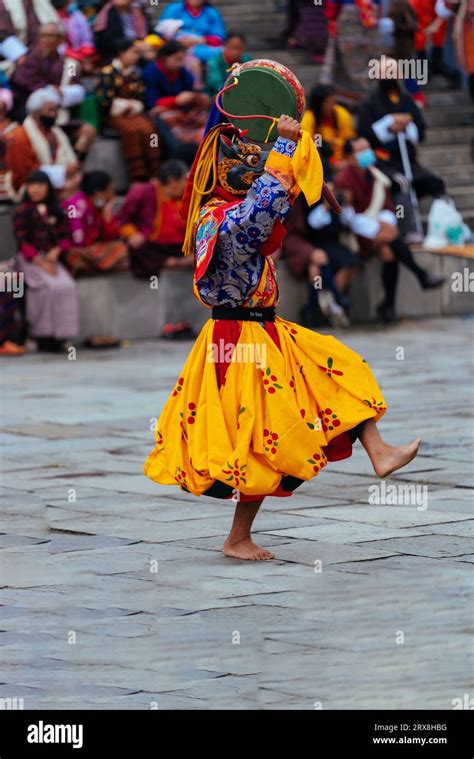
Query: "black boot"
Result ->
[[379, 260, 399, 323], [376, 301, 399, 324], [418, 271, 445, 290], [37, 337, 66, 353]]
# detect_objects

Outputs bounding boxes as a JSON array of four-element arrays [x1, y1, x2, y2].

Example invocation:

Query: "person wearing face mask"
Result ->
[[51, 0, 93, 50], [335, 136, 444, 322], [5, 86, 77, 199], [358, 57, 446, 240], [60, 168, 128, 275]]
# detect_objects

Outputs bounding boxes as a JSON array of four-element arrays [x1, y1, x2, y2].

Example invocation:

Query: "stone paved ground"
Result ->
[[0, 316, 472, 710]]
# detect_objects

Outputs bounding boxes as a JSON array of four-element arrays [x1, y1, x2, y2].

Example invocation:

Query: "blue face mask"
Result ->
[[356, 147, 376, 169], [67, 2, 79, 13]]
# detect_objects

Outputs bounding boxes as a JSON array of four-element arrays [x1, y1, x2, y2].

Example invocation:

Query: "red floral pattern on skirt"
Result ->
[[212, 319, 353, 502]]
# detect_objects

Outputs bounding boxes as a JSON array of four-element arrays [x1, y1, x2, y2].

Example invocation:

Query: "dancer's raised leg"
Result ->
[[223, 499, 274, 560], [360, 419, 421, 478]]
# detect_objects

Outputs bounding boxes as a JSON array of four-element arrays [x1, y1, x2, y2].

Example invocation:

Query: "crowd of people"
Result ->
[[0, 0, 470, 355]]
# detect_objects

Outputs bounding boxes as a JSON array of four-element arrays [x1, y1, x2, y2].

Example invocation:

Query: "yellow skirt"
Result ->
[[144, 316, 387, 499]]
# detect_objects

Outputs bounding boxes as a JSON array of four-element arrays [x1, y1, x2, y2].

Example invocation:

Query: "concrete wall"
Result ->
[[77, 270, 208, 340], [76, 256, 473, 340]]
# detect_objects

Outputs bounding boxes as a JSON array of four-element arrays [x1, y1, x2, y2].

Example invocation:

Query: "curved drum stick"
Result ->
[[322, 183, 342, 215]]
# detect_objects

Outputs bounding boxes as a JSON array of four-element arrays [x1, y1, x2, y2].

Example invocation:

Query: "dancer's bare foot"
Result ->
[[373, 438, 421, 478], [223, 537, 275, 561]]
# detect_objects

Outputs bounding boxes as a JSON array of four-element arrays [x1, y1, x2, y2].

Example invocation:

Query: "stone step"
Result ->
[[418, 142, 472, 165], [244, 50, 321, 90], [423, 105, 473, 127], [419, 186, 474, 213], [434, 166, 474, 187], [420, 89, 471, 107], [215, 0, 284, 11], [424, 126, 474, 145], [249, 48, 315, 66], [215, 1, 286, 42]]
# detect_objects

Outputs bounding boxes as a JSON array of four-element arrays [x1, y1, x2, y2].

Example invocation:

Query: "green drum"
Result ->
[[221, 59, 306, 144]]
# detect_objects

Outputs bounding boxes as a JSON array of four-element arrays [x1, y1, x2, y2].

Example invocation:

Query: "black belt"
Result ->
[[211, 306, 276, 322]]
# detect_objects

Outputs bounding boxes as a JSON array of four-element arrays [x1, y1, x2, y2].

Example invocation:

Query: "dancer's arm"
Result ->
[[218, 119, 301, 259]]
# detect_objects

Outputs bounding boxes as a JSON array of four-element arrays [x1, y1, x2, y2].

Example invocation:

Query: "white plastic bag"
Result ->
[[423, 197, 469, 248]]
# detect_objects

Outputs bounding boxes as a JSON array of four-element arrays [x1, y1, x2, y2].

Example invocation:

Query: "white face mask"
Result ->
[[93, 197, 106, 208]]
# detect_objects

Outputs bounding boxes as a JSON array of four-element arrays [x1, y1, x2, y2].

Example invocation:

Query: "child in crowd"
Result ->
[[61, 168, 128, 275], [205, 32, 251, 98]]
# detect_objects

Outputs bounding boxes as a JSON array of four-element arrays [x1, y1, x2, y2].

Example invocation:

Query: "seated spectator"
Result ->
[[284, 0, 328, 63], [94, 0, 151, 59], [120, 158, 193, 279], [0, 0, 60, 50], [11, 22, 95, 155], [0, 88, 18, 201], [158, 0, 226, 63], [60, 168, 128, 274], [205, 32, 251, 99], [6, 86, 78, 199], [95, 38, 160, 182], [301, 84, 355, 170], [335, 137, 444, 323], [358, 57, 446, 239], [283, 171, 359, 328], [144, 39, 209, 162], [13, 169, 79, 352], [52, 0, 94, 49]]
